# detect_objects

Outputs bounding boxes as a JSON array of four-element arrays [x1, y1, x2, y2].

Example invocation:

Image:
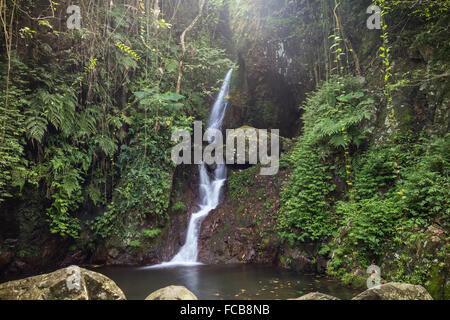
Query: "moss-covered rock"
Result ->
[[145, 285, 198, 300], [427, 263, 450, 300], [352, 282, 433, 300], [291, 292, 340, 300], [0, 265, 125, 300]]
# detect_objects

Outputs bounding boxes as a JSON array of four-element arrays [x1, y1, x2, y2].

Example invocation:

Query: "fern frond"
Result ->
[[25, 112, 48, 143]]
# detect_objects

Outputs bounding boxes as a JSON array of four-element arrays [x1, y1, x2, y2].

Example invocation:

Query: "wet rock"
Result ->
[[290, 292, 340, 300], [0, 250, 13, 270], [12, 260, 28, 272], [157, 164, 199, 262], [0, 265, 125, 300], [206, 162, 217, 172], [60, 251, 86, 267], [198, 165, 287, 265], [0, 240, 16, 275], [145, 285, 198, 300], [432, 96, 450, 135], [426, 224, 445, 245], [352, 283, 433, 300], [279, 245, 326, 273], [98, 239, 147, 266], [108, 248, 120, 260]]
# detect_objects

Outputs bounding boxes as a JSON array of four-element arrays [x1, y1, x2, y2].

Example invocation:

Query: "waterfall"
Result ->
[[170, 68, 232, 264], [148, 69, 232, 268]]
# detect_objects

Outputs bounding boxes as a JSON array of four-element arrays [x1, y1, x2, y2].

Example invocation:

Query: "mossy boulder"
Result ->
[[145, 285, 198, 300], [352, 283, 433, 300], [224, 126, 292, 165], [0, 265, 125, 300], [291, 292, 340, 300]]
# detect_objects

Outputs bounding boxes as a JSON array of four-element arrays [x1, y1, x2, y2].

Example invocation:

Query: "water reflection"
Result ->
[[94, 264, 361, 300], [182, 266, 199, 295]]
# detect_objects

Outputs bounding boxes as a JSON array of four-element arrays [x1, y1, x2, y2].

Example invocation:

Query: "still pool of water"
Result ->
[[93, 264, 361, 300]]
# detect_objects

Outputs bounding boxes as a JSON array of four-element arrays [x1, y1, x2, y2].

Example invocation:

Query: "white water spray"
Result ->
[[148, 69, 232, 268]]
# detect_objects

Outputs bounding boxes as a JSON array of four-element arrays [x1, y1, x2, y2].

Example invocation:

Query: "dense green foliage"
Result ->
[[328, 135, 449, 287], [278, 76, 374, 243], [271, 1, 450, 297], [278, 140, 335, 243], [0, 0, 233, 243], [278, 76, 449, 291]]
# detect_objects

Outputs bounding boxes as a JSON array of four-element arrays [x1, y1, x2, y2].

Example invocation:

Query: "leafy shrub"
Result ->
[[90, 204, 119, 239], [352, 145, 397, 200], [328, 134, 449, 286], [302, 76, 374, 157], [400, 134, 450, 227], [142, 228, 162, 239], [129, 240, 141, 248], [277, 140, 335, 244], [277, 76, 375, 244], [42, 144, 91, 238], [335, 196, 402, 258], [172, 201, 186, 213], [228, 165, 259, 201]]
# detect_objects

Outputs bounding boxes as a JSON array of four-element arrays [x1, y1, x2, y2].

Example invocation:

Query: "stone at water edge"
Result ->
[[145, 285, 198, 300], [352, 282, 433, 300], [0, 265, 126, 300], [289, 292, 340, 300]]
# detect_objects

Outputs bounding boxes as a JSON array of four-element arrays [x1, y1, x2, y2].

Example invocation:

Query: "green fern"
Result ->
[[302, 76, 375, 152], [25, 111, 47, 142], [95, 135, 118, 157]]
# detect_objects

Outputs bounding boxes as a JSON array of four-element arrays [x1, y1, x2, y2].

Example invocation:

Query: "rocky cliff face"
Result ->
[[197, 162, 332, 274], [198, 165, 284, 265]]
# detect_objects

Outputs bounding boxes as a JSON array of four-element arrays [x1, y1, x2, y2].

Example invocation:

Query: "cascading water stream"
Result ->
[[148, 69, 232, 268]]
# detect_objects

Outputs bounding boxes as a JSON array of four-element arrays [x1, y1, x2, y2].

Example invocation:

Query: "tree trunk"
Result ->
[[0, 0, 16, 148], [176, 0, 207, 94]]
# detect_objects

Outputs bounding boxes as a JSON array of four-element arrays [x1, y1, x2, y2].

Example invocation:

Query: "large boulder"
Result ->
[[224, 126, 293, 166], [145, 285, 198, 300], [0, 265, 125, 300], [290, 292, 340, 300], [352, 282, 433, 300]]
